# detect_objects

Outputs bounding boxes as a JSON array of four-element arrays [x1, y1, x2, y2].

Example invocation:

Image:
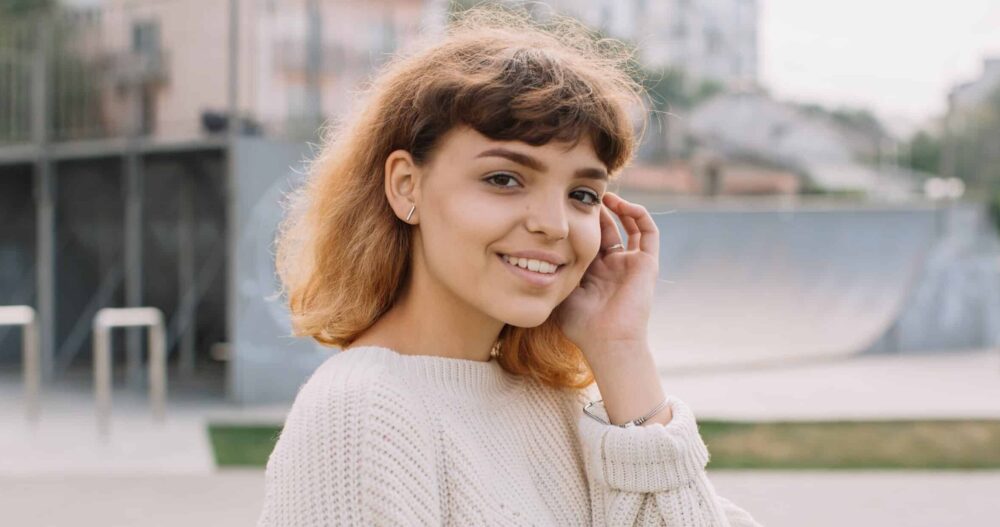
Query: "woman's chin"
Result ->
[[493, 305, 554, 329]]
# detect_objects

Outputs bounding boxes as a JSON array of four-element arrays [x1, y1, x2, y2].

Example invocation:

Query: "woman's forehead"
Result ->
[[423, 126, 607, 183], [441, 125, 599, 162]]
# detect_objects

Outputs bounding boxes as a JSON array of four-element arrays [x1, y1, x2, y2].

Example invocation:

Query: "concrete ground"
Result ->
[[664, 347, 1000, 421], [1, 469, 998, 526], [709, 469, 1000, 527], [0, 368, 288, 475], [0, 470, 266, 527], [1, 347, 998, 526]]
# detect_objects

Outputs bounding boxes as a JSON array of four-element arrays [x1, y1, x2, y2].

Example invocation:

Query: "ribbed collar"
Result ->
[[342, 345, 526, 399]]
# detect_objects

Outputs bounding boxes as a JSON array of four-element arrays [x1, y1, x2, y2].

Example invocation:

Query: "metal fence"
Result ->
[[0, 0, 442, 148]]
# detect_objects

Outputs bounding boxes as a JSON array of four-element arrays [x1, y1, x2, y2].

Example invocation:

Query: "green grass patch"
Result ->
[[208, 424, 282, 467], [700, 419, 1000, 469], [207, 419, 1000, 469]]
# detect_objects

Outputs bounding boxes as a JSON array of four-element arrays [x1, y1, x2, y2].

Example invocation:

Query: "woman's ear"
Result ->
[[384, 149, 422, 224]]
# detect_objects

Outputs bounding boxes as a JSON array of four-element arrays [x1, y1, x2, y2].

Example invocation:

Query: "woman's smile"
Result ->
[[496, 252, 565, 288]]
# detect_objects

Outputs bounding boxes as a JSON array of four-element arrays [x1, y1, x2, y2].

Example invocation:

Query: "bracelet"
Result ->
[[583, 397, 670, 428]]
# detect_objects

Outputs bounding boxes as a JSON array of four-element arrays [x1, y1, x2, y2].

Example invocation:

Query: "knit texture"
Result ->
[[257, 345, 763, 526]]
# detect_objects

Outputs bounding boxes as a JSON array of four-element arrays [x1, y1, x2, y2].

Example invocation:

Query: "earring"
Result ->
[[405, 204, 415, 222], [490, 339, 502, 360]]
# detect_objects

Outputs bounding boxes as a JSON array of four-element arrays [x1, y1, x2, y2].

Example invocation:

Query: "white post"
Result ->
[[0, 306, 41, 423], [92, 307, 168, 438]]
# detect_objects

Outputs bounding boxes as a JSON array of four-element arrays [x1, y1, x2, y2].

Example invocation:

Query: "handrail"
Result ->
[[0, 305, 40, 423], [92, 307, 167, 438]]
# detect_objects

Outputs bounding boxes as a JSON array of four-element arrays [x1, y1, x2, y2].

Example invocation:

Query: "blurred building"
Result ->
[[0, 0, 443, 144], [541, 0, 758, 89], [942, 56, 1000, 185], [944, 56, 1000, 151], [618, 158, 800, 196], [948, 57, 1000, 117], [0, 0, 450, 403], [687, 91, 918, 199], [3, 1, 988, 410]]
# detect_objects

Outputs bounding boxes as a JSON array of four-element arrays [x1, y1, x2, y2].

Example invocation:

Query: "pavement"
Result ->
[[1, 469, 998, 526], [0, 368, 291, 475], [1, 347, 998, 526], [0, 471, 266, 527], [708, 469, 1000, 527], [5, 347, 997, 475], [664, 347, 1000, 421]]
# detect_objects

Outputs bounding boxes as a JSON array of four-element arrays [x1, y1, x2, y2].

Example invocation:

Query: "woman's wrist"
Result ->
[[583, 340, 673, 426], [584, 395, 672, 427], [639, 398, 674, 426]]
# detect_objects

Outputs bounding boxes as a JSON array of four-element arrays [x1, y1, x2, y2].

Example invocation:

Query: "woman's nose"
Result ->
[[524, 193, 569, 240]]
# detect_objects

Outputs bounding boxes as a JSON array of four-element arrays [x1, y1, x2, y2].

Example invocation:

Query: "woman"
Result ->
[[259, 5, 762, 526]]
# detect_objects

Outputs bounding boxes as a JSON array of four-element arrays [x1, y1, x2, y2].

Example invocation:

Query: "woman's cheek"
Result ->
[[569, 217, 601, 278], [582, 215, 603, 260]]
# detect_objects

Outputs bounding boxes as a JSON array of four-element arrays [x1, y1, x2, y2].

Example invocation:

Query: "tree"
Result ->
[[635, 66, 723, 112], [900, 130, 942, 175], [0, 0, 54, 16]]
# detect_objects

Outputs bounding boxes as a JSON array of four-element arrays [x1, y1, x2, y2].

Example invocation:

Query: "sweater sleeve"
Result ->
[[257, 362, 442, 526], [576, 391, 763, 526]]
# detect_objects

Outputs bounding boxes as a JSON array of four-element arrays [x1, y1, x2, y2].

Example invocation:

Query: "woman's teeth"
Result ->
[[501, 254, 559, 274]]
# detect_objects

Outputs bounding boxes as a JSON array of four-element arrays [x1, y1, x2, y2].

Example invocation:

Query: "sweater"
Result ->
[[257, 345, 763, 526]]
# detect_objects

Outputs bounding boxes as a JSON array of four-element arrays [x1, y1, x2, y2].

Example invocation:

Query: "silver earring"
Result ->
[[405, 204, 415, 222]]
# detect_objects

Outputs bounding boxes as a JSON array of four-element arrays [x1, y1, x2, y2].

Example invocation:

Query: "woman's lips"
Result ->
[[497, 253, 562, 288]]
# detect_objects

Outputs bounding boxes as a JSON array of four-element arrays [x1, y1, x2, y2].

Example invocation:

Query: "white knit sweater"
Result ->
[[257, 345, 763, 526]]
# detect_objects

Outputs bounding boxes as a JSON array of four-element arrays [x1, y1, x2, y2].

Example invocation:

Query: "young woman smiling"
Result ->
[[258, 5, 761, 527]]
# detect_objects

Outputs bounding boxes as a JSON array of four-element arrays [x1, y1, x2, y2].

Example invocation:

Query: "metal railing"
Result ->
[[0, 0, 426, 148], [92, 307, 166, 438], [0, 305, 40, 423]]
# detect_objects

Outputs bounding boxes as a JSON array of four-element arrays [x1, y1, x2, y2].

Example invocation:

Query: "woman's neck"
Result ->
[[348, 278, 504, 363]]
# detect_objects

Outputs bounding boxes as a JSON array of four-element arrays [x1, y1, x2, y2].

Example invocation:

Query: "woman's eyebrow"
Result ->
[[475, 147, 608, 181]]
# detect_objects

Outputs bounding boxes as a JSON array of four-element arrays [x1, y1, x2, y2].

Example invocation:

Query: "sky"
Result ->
[[760, 0, 1000, 135]]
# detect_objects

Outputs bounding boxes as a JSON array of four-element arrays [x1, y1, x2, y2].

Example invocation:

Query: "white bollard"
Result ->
[[92, 307, 167, 438], [0, 306, 40, 423]]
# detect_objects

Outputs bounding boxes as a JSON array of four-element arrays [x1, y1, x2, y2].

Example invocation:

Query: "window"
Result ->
[[132, 20, 160, 55]]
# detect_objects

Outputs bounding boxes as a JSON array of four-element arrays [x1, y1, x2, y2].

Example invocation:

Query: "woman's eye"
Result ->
[[572, 190, 601, 206], [485, 172, 521, 188], [486, 173, 600, 207]]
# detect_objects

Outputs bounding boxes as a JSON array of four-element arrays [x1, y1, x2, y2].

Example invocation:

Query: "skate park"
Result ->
[[3, 166, 1000, 526], [2, 0, 1000, 525]]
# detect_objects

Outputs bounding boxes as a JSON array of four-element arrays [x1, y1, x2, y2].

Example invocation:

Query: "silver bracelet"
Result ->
[[583, 397, 670, 428]]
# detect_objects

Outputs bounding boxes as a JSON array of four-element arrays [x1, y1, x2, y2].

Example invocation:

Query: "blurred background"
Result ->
[[1, 0, 999, 525]]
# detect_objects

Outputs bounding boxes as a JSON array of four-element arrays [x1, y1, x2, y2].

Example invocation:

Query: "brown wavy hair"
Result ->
[[274, 3, 648, 392]]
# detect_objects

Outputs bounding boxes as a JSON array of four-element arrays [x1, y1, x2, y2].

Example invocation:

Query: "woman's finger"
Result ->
[[603, 192, 659, 257], [598, 203, 624, 253], [620, 214, 641, 252]]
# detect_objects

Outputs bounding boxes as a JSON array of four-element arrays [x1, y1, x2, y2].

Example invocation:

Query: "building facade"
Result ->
[[540, 0, 758, 88]]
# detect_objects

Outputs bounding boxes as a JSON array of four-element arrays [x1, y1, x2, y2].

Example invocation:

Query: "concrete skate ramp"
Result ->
[[637, 199, 942, 371]]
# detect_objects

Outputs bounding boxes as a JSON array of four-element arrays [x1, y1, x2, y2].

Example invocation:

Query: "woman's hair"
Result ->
[[274, 2, 648, 392]]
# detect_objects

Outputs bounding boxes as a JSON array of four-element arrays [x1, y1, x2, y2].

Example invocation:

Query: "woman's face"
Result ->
[[406, 124, 608, 328]]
